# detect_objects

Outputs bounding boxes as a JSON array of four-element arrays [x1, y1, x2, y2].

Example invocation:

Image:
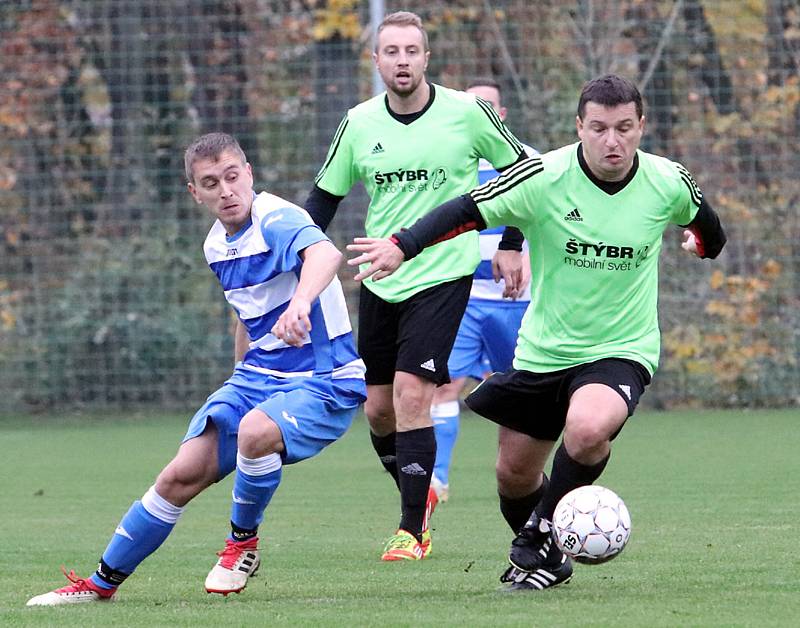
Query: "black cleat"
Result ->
[[500, 512, 573, 591]]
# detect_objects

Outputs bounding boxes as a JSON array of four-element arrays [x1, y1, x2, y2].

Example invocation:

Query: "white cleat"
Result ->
[[27, 568, 116, 606], [205, 537, 260, 596]]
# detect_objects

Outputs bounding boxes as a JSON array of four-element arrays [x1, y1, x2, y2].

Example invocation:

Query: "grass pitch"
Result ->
[[1, 408, 798, 627]]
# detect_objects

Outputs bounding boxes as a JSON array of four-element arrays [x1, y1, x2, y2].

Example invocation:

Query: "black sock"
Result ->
[[396, 427, 436, 541], [370, 431, 400, 489], [230, 521, 258, 542], [535, 443, 609, 521], [499, 473, 549, 534], [95, 559, 129, 587]]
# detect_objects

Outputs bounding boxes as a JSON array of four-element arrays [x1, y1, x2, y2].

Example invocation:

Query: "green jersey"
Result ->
[[315, 84, 524, 302], [473, 142, 702, 374]]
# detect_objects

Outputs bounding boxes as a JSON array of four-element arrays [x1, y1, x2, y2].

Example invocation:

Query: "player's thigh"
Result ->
[[432, 376, 467, 404], [256, 377, 362, 464], [395, 275, 472, 385], [565, 358, 651, 445], [357, 284, 399, 386], [496, 425, 555, 494], [482, 302, 527, 372], [446, 302, 486, 380], [465, 367, 569, 441], [183, 366, 285, 477]]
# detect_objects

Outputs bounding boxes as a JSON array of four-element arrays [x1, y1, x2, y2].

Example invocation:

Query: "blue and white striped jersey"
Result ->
[[471, 144, 537, 302], [203, 192, 365, 380]]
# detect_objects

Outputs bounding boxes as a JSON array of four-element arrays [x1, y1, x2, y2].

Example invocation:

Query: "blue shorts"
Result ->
[[448, 299, 529, 380], [184, 366, 366, 478]]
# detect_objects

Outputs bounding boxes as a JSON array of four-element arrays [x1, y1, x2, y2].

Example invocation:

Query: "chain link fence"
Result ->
[[1, 0, 798, 411]]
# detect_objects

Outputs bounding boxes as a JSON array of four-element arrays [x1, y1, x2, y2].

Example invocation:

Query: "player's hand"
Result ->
[[271, 296, 311, 347], [519, 250, 531, 297], [346, 237, 405, 282], [492, 249, 524, 299], [681, 230, 700, 257]]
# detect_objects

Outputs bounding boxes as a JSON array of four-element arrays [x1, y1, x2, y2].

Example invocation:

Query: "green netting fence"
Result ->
[[1, 0, 798, 411]]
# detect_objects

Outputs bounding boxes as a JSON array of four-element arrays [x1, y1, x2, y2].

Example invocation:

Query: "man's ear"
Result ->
[[188, 182, 202, 205]]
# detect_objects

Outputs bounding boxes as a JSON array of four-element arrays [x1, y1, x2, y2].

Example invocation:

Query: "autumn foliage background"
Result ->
[[0, 0, 798, 411]]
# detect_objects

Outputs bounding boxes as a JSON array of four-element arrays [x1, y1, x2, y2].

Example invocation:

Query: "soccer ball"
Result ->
[[552, 485, 631, 564]]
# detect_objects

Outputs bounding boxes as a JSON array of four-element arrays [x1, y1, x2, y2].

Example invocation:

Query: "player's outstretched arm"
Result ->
[[271, 240, 342, 347], [347, 237, 406, 282], [347, 193, 487, 282]]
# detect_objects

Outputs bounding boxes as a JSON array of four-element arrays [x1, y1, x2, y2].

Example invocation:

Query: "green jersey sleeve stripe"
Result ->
[[314, 115, 350, 184], [470, 157, 544, 204], [676, 163, 703, 206], [474, 97, 525, 155]]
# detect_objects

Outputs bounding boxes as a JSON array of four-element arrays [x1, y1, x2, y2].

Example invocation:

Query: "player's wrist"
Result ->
[[390, 230, 417, 260]]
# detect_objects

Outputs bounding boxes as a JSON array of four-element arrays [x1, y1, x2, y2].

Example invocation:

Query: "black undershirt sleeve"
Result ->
[[392, 194, 486, 260], [304, 184, 344, 232], [682, 197, 727, 259], [495, 151, 528, 251]]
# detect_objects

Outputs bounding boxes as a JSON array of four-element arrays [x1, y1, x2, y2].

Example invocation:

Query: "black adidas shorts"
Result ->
[[357, 276, 472, 386], [465, 358, 651, 441]]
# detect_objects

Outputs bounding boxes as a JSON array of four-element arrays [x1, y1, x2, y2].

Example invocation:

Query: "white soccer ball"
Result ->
[[552, 485, 631, 564]]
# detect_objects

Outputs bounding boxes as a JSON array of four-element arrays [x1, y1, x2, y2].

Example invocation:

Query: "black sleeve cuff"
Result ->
[[391, 194, 485, 260], [498, 226, 524, 251], [684, 196, 727, 259]]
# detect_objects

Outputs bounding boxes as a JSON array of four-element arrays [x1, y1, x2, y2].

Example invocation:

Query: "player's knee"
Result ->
[[563, 412, 611, 459], [238, 411, 282, 458], [394, 379, 434, 424], [155, 464, 209, 504], [496, 456, 537, 495]]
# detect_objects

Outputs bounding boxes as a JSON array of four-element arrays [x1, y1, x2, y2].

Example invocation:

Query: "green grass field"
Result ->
[[1, 409, 798, 627]]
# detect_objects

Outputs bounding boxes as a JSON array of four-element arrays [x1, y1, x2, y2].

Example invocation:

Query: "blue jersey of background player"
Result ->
[[431, 80, 537, 502], [27, 133, 366, 606]]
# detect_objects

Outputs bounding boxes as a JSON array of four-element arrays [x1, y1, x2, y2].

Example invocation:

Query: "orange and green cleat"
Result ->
[[381, 529, 424, 561]]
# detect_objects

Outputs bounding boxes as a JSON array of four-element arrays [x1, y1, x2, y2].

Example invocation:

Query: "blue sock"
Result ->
[[91, 486, 183, 589], [230, 452, 283, 539], [431, 401, 460, 485]]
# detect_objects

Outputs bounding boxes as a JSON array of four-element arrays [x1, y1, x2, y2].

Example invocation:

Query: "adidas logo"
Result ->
[[371, 142, 384, 154], [420, 359, 436, 372], [400, 463, 427, 476], [564, 208, 583, 221], [618, 384, 632, 400]]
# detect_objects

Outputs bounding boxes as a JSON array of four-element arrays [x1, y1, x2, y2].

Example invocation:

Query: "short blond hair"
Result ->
[[183, 132, 246, 183], [375, 11, 429, 52]]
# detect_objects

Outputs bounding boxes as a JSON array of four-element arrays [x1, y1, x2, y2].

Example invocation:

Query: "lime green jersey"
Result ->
[[473, 143, 702, 374], [315, 84, 524, 302]]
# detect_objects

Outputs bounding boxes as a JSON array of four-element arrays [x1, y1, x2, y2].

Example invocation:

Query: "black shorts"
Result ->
[[357, 276, 472, 386], [465, 358, 651, 441]]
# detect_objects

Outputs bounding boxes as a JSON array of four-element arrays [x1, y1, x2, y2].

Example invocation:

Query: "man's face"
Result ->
[[374, 25, 429, 97], [466, 85, 506, 121], [576, 101, 644, 182], [188, 149, 254, 235]]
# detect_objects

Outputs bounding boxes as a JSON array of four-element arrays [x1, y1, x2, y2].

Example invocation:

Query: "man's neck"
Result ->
[[386, 80, 431, 115]]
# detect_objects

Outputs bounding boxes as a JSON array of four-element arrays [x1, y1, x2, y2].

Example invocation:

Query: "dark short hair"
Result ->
[[376, 11, 429, 52], [577, 74, 643, 120], [184, 132, 246, 183], [466, 77, 502, 96]]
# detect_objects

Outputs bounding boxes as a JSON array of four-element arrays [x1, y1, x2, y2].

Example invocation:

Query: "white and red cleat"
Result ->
[[27, 568, 117, 606], [205, 537, 260, 595]]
